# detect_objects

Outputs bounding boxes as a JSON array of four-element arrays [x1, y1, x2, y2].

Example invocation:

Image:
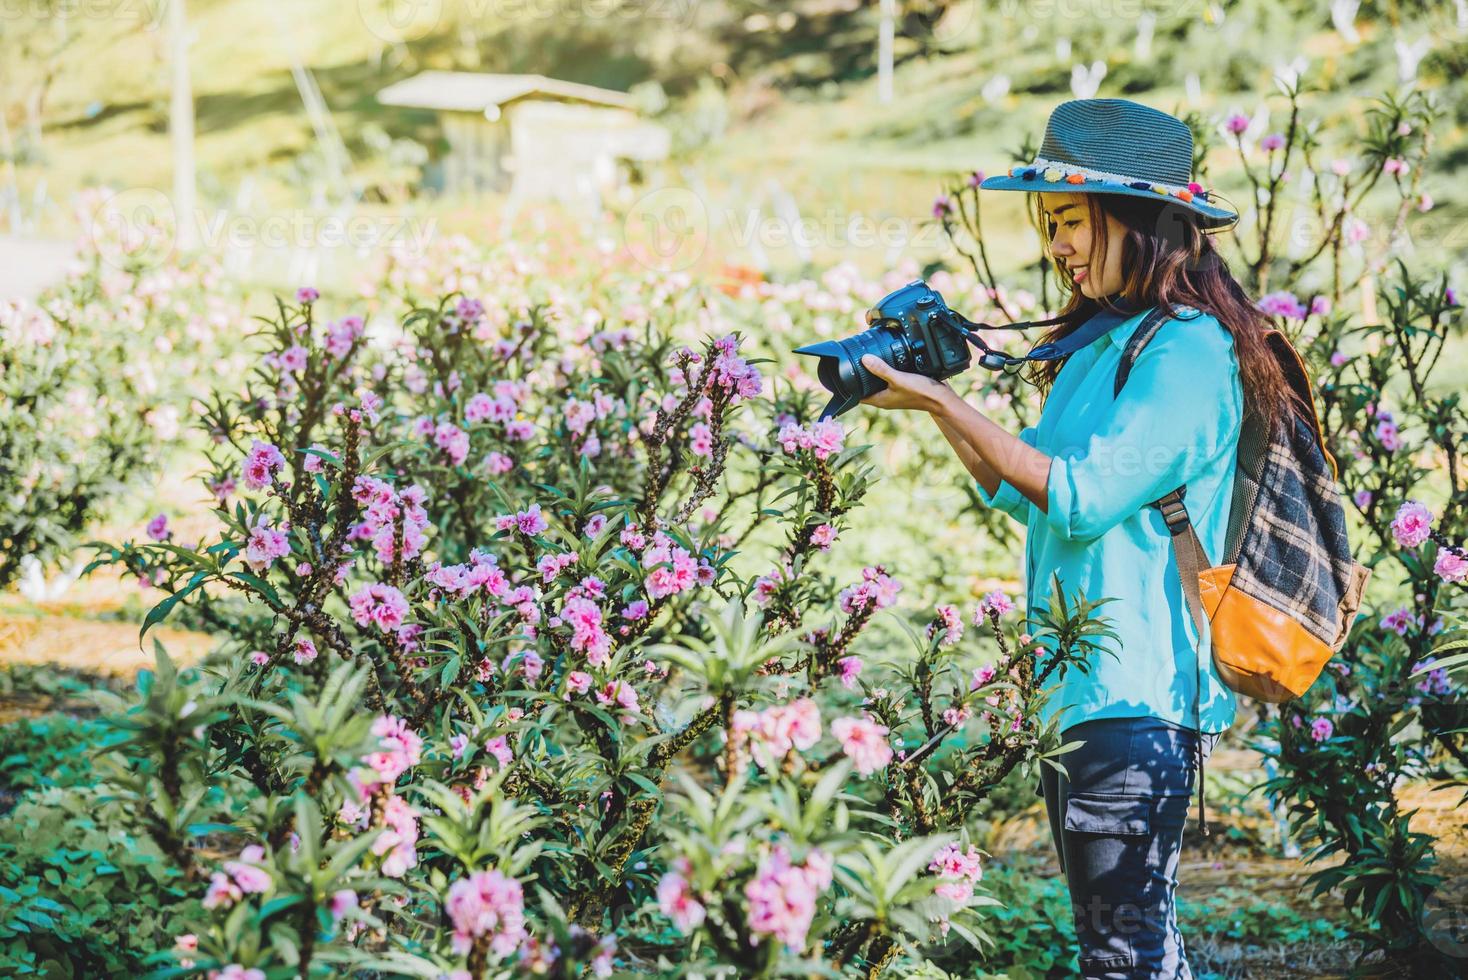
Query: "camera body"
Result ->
[[794, 279, 973, 419]]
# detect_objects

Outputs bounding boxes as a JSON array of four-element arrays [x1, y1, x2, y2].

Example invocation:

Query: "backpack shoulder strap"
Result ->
[[1113, 303, 1203, 397]]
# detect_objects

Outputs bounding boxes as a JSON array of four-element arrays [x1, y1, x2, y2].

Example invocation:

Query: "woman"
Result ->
[[859, 99, 1303, 978]]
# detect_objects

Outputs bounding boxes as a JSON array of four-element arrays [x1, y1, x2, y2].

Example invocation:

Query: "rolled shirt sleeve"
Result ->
[[976, 424, 1038, 523], [1043, 315, 1243, 542]]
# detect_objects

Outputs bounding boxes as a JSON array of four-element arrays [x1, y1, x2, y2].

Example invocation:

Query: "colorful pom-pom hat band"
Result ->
[[979, 98, 1238, 230]]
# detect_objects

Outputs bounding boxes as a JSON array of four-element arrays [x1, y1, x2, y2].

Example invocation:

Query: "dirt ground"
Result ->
[[2, 563, 1465, 979]]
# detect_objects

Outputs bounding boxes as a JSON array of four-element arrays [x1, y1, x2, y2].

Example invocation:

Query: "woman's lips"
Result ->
[[1072, 265, 1089, 283]]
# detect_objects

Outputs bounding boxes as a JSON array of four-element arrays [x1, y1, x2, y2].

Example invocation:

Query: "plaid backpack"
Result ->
[[1117, 305, 1372, 706]]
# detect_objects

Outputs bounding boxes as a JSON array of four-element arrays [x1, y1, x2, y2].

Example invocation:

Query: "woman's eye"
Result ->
[[1063, 220, 1081, 229]]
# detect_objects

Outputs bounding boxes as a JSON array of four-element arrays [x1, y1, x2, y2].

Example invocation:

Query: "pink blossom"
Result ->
[[484, 451, 514, 475], [1260, 132, 1285, 152], [484, 735, 513, 770], [596, 679, 641, 715], [932, 194, 953, 218], [621, 599, 649, 621], [930, 604, 964, 647], [1375, 419, 1401, 451], [657, 861, 706, 933], [1258, 291, 1307, 319], [292, 638, 317, 665], [349, 583, 409, 633], [644, 533, 699, 600], [1225, 112, 1250, 135], [516, 503, 548, 536], [373, 795, 420, 877], [565, 671, 593, 697], [145, 513, 171, 541], [241, 440, 286, 491], [433, 422, 469, 466], [810, 523, 837, 550], [1380, 607, 1416, 636], [295, 286, 319, 304], [324, 316, 363, 359], [689, 422, 714, 458], [1382, 156, 1409, 176], [808, 419, 845, 460], [223, 845, 272, 894], [838, 566, 902, 613], [504, 419, 535, 441], [584, 513, 607, 537], [1310, 295, 1332, 317], [1309, 717, 1333, 742], [213, 966, 265, 980], [744, 846, 830, 950], [560, 595, 612, 666], [329, 889, 357, 922], [971, 664, 998, 689], [1392, 501, 1433, 548], [279, 345, 308, 373], [837, 656, 863, 690], [1434, 548, 1468, 585], [831, 715, 893, 775], [464, 392, 496, 424], [248, 650, 270, 667], [202, 871, 243, 909], [244, 518, 291, 573], [363, 714, 423, 783], [1353, 489, 1372, 509], [450, 733, 469, 759]]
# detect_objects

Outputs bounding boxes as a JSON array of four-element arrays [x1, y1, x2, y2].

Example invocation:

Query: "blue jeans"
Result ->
[[1039, 717, 1218, 979]]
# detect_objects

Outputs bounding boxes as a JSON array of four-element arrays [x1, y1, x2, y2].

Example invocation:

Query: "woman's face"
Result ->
[[1038, 192, 1127, 300]]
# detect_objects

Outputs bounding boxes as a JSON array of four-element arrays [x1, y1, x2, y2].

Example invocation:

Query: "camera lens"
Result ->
[[794, 325, 909, 419]]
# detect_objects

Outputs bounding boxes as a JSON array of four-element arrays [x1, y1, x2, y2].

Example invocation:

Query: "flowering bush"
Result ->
[[66, 259, 1115, 978], [0, 192, 241, 588]]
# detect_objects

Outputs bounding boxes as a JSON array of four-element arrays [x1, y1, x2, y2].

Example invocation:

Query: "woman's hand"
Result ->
[[859, 355, 954, 413]]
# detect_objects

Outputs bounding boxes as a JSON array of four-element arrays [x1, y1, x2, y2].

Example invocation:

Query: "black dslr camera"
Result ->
[[794, 279, 975, 420]]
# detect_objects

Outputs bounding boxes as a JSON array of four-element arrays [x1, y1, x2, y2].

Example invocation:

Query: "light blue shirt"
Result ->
[[977, 306, 1242, 734]]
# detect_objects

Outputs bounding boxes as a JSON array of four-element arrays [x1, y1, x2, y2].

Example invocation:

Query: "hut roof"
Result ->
[[376, 71, 634, 114]]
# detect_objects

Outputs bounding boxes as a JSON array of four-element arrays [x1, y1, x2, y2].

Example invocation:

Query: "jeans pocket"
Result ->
[[1064, 793, 1152, 836]]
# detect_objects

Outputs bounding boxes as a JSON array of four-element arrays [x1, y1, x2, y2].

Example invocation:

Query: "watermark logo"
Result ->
[[88, 187, 178, 271], [624, 186, 710, 273], [1424, 888, 1468, 959], [357, 0, 443, 43]]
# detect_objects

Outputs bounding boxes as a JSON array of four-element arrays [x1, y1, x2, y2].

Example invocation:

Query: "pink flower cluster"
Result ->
[[837, 655, 863, 690], [830, 714, 893, 775], [560, 594, 612, 666], [425, 550, 510, 600], [776, 419, 845, 461], [351, 476, 431, 563], [744, 845, 833, 951], [838, 566, 902, 614], [708, 334, 763, 401], [446, 869, 528, 959], [537, 550, 579, 583], [643, 532, 701, 600], [349, 583, 410, 633], [730, 699, 821, 770], [928, 604, 963, 648], [929, 842, 984, 905], [658, 858, 707, 933], [809, 523, 837, 550], [1391, 500, 1433, 548], [1309, 717, 1333, 743], [1258, 291, 1307, 320], [202, 844, 272, 910], [324, 315, 364, 359], [241, 440, 286, 491], [363, 714, 423, 784], [977, 589, 1015, 617], [1435, 547, 1468, 584], [244, 516, 290, 573], [495, 502, 548, 536], [373, 795, 420, 877]]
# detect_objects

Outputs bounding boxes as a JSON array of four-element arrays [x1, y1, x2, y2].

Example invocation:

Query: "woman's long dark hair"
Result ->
[[1027, 193, 1303, 439]]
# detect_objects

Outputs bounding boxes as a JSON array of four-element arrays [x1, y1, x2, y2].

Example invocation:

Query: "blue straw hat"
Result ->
[[979, 98, 1237, 230]]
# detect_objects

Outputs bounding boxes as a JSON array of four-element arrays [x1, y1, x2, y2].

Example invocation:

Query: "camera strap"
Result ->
[[951, 303, 1142, 371]]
